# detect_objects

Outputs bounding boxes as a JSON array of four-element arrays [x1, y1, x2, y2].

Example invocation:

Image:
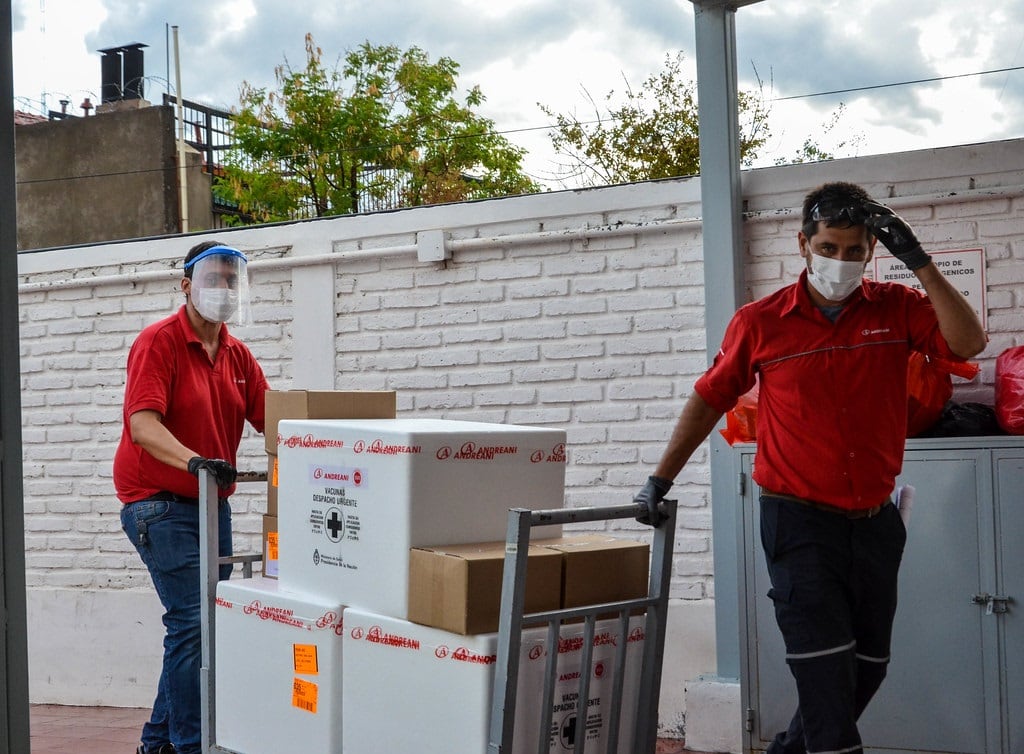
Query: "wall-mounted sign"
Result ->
[[872, 247, 987, 329]]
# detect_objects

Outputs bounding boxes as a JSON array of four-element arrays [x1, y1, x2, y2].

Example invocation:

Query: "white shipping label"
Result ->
[[305, 471, 363, 571], [546, 653, 614, 751]]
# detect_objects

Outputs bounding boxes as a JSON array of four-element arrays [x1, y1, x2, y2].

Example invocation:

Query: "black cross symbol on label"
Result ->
[[325, 508, 344, 542]]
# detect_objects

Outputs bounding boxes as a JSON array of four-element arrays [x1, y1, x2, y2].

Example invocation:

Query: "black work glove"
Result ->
[[187, 456, 238, 488], [863, 201, 932, 271], [634, 475, 673, 527]]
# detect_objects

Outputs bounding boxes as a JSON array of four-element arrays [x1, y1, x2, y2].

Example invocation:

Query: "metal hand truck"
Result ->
[[488, 499, 677, 754], [197, 467, 265, 754], [198, 467, 674, 754]]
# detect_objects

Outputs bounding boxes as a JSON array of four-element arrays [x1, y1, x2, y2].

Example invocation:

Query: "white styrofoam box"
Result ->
[[341, 606, 646, 754], [277, 418, 567, 617], [215, 577, 345, 754]]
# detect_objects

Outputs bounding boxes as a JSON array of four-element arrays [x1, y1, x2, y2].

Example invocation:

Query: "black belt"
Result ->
[[761, 489, 889, 519], [150, 491, 229, 505], [151, 491, 200, 505]]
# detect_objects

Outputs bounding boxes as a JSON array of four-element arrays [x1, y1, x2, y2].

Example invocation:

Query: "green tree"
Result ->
[[215, 35, 539, 223], [541, 52, 847, 186]]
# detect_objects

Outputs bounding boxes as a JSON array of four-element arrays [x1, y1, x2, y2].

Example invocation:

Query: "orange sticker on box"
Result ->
[[293, 644, 318, 675], [267, 532, 279, 561], [272, 457, 279, 487], [292, 678, 318, 714]]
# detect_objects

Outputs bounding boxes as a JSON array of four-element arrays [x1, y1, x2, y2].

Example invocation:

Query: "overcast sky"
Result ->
[[10, 0, 1024, 188]]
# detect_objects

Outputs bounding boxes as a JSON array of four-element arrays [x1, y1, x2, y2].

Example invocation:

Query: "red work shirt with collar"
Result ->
[[113, 305, 269, 503], [694, 271, 962, 511]]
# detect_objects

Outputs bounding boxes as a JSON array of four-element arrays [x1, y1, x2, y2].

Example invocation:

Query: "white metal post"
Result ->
[[198, 468, 220, 754], [688, 0, 765, 683]]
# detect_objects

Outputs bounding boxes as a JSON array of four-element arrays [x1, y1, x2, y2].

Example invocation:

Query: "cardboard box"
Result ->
[[262, 515, 279, 579], [278, 418, 566, 618], [215, 577, 344, 754], [342, 606, 646, 754], [536, 535, 649, 611], [267, 453, 279, 516], [408, 541, 562, 635], [264, 390, 397, 454]]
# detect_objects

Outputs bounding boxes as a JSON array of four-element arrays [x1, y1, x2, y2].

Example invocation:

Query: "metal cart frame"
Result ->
[[199, 469, 675, 754], [488, 500, 677, 754], [198, 468, 263, 754]]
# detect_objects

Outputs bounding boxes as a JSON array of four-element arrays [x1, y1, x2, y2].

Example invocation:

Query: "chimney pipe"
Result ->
[[97, 43, 148, 103]]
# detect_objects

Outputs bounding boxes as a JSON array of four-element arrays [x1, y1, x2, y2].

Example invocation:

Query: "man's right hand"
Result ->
[[634, 475, 673, 527], [863, 201, 932, 270], [187, 456, 238, 488]]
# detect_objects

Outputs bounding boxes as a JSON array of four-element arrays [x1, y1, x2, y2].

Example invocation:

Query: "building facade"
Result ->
[[15, 138, 1024, 740]]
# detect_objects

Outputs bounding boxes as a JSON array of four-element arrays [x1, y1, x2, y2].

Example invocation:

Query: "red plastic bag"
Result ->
[[995, 346, 1024, 434], [906, 352, 980, 437], [719, 384, 758, 446]]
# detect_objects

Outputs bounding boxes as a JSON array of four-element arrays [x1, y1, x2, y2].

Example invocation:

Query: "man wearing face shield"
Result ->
[[114, 240, 269, 754], [634, 182, 987, 754]]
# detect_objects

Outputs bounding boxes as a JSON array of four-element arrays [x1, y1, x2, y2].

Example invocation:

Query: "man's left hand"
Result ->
[[187, 456, 238, 488], [864, 201, 932, 271], [634, 476, 673, 527]]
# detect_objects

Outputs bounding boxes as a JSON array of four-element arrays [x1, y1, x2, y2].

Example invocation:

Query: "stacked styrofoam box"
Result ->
[[214, 576, 344, 754], [276, 418, 567, 618], [342, 607, 647, 754], [233, 417, 569, 753]]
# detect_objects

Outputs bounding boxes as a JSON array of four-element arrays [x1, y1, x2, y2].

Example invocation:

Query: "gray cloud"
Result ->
[[86, 1, 589, 109], [725, 0, 1024, 144], [67, 0, 1024, 167], [980, 4, 1024, 138], [11, 0, 28, 32]]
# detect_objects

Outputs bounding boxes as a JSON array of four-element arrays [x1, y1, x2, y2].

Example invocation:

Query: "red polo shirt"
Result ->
[[114, 306, 269, 503], [695, 272, 961, 510]]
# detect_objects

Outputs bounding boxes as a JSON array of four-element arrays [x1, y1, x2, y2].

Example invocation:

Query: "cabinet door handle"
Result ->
[[971, 593, 1013, 615]]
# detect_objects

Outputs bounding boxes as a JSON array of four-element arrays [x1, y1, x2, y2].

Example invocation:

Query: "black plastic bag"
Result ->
[[916, 401, 1005, 438]]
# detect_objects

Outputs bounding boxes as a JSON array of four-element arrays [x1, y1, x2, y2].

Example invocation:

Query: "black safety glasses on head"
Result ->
[[808, 201, 869, 228]]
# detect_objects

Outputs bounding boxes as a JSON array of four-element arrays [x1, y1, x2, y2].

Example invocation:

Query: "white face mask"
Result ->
[[806, 252, 865, 302], [195, 288, 239, 323]]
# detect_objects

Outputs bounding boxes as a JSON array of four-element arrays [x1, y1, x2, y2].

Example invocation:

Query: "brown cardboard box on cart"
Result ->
[[408, 541, 563, 635], [263, 390, 397, 516], [266, 453, 279, 516], [536, 534, 650, 612], [262, 514, 279, 579], [264, 390, 397, 454]]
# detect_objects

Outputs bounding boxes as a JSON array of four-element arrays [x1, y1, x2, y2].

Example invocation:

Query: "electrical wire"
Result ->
[[771, 65, 1024, 102], [14, 64, 1023, 188]]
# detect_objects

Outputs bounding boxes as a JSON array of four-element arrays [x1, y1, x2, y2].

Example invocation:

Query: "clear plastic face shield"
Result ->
[[184, 246, 251, 324]]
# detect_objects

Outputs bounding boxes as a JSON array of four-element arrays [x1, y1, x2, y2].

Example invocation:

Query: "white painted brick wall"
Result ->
[[14, 141, 1024, 607]]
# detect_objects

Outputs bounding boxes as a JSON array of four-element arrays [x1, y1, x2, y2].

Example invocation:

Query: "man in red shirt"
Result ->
[[115, 240, 269, 754], [635, 182, 986, 754]]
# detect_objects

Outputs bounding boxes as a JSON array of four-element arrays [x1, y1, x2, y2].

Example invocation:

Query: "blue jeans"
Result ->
[[121, 497, 233, 754]]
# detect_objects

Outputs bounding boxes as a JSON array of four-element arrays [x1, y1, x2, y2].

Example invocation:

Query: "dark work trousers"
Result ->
[[760, 494, 907, 754]]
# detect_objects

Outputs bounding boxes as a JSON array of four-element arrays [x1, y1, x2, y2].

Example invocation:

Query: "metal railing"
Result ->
[[163, 95, 412, 218]]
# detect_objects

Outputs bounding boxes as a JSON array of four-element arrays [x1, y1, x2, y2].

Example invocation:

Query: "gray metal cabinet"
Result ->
[[736, 437, 1024, 754], [994, 452, 1024, 754]]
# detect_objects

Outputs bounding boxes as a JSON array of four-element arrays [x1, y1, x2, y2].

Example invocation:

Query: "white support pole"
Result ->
[[173, 25, 190, 234], [688, 0, 765, 684]]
